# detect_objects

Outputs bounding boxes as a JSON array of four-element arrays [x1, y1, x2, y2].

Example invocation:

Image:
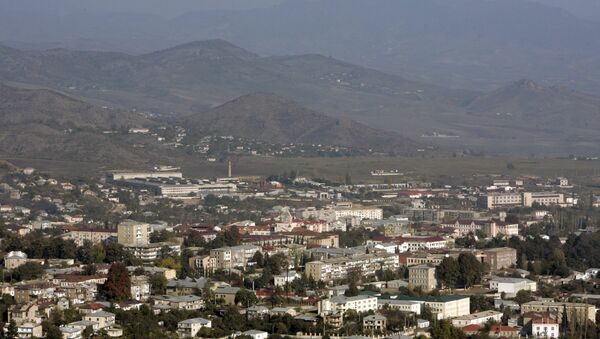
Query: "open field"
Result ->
[[180, 156, 600, 183], [5, 156, 600, 184], [3, 155, 600, 185]]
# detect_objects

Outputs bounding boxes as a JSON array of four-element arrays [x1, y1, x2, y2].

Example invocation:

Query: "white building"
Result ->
[[273, 271, 300, 287], [177, 317, 211, 338], [489, 277, 537, 297], [318, 295, 378, 316], [240, 330, 269, 339], [531, 316, 559, 338], [451, 310, 503, 327]]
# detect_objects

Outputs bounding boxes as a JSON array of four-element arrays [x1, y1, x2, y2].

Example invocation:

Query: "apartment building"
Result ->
[[117, 220, 150, 246], [378, 295, 470, 320], [441, 219, 519, 237], [61, 227, 117, 246], [523, 192, 564, 207], [209, 245, 261, 271], [318, 295, 378, 316], [305, 253, 398, 282], [408, 265, 437, 292], [521, 301, 596, 325], [177, 317, 211, 338], [478, 193, 523, 209], [482, 247, 517, 270]]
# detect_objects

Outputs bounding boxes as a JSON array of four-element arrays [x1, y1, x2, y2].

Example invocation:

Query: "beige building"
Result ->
[[83, 311, 116, 330], [177, 317, 211, 338], [521, 301, 596, 325], [209, 245, 260, 271], [61, 227, 117, 246], [523, 192, 564, 207], [408, 264, 437, 292], [213, 287, 240, 305], [305, 253, 398, 282], [117, 220, 150, 246], [482, 247, 517, 270]]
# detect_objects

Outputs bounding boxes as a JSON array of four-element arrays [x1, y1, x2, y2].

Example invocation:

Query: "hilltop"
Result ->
[[184, 93, 424, 154]]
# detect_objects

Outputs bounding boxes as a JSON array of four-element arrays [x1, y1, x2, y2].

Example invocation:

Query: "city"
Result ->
[[0, 163, 599, 338]]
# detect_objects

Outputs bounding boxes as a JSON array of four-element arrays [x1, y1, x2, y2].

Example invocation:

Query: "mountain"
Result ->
[[2, 0, 600, 94], [456, 79, 600, 154], [0, 40, 474, 133], [0, 84, 150, 129], [184, 93, 423, 154], [0, 84, 160, 164]]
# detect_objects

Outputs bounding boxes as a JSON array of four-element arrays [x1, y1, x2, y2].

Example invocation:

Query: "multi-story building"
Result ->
[[177, 317, 211, 338], [482, 247, 517, 270], [530, 315, 560, 338], [363, 314, 387, 331], [377, 299, 422, 314], [305, 253, 398, 282], [117, 220, 150, 246], [478, 193, 523, 209], [154, 295, 205, 311], [441, 219, 519, 237], [378, 295, 470, 320], [209, 245, 261, 271], [523, 192, 564, 207], [60, 226, 117, 246], [408, 265, 437, 292], [521, 301, 596, 325], [333, 205, 383, 221], [318, 295, 378, 316]]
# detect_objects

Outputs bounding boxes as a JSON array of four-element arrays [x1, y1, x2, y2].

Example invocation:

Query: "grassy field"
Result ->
[[180, 156, 600, 184], [3, 155, 600, 185]]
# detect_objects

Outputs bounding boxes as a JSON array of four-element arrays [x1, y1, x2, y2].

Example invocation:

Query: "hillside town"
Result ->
[[0, 165, 599, 339]]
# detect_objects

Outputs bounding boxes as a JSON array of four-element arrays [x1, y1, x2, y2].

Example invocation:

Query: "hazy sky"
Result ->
[[0, 0, 291, 17]]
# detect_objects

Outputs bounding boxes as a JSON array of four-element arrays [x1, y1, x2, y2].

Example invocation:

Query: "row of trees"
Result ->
[[436, 253, 484, 289]]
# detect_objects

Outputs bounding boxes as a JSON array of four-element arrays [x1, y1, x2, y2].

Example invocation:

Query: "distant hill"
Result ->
[[468, 79, 600, 128], [3, 0, 600, 94], [0, 84, 150, 129], [2, 41, 600, 155], [184, 93, 424, 154], [0, 84, 159, 164], [0, 40, 474, 128]]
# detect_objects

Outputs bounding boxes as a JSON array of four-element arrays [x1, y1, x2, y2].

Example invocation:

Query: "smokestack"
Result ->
[[228, 161, 232, 178]]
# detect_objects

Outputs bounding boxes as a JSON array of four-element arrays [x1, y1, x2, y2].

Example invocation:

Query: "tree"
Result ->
[[6, 320, 18, 339], [457, 253, 483, 288], [436, 257, 460, 289], [513, 290, 535, 305], [12, 262, 44, 281], [103, 262, 131, 301], [45, 323, 64, 339], [235, 288, 258, 307], [251, 251, 264, 267], [150, 273, 167, 295]]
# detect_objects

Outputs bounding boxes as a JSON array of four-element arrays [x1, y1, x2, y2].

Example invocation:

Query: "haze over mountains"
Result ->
[[1, 39, 600, 156], [2, 0, 600, 95]]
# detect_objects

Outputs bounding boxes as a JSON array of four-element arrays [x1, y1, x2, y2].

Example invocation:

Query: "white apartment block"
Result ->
[[318, 295, 378, 316], [379, 295, 470, 320]]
